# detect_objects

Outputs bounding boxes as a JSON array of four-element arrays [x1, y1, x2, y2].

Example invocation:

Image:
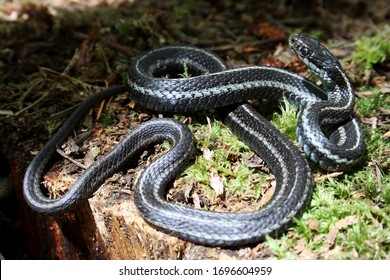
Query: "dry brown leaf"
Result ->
[[379, 107, 390, 115], [294, 238, 306, 253], [202, 147, 214, 161], [363, 239, 377, 249], [306, 219, 320, 231], [242, 44, 260, 53], [258, 184, 275, 207], [373, 76, 390, 88], [84, 145, 101, 167], [127, 99, 136, 109], [326, 227, 340, 247], [92, 125, 104, 137], [355, 90, 374, 98], [210, 173, 224, 196], [326, 215, 359, 247], [261, 57, 285, 68], [244, 153, 266, 168], [298, 248, 318, 260], [323, 245, 343, 259], [62, 137, 79, 155], [192, 192, 201, 209], [351, 191, 365, 199], [335, 215, 359, 229], [184, 179, 195, 202], [249, 21, 285, 39]]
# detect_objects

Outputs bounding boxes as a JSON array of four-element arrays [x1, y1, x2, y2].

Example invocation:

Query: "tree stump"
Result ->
[[10, 150, 271, 260]]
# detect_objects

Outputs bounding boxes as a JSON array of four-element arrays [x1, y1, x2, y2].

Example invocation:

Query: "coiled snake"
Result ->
[[23, 33, 364, 247]]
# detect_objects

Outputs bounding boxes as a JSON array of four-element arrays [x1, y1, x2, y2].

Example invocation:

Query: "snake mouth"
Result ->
[[288, 32, 302, 53]]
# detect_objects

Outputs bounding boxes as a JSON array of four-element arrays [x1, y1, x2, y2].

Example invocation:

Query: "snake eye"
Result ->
[[299, 47, 310, 57]]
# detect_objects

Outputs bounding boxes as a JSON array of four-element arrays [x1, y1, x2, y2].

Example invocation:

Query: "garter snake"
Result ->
[[23, 33, 364, 247]]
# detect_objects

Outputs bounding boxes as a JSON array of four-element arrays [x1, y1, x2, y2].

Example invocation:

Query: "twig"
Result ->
[[96, 98, 105, 121], [0, 110, 15, 116], [15, 67, 102, 116], [48, 103, 80, 119], [56, 148, 88, 170], [15, 91, 50, 116], [314, 172, 344, 183], [74, 32, 131, 55], [38, 67, 101, 91]]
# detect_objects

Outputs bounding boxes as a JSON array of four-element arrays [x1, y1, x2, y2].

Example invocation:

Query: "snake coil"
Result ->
[[23, 33, 364, 247]]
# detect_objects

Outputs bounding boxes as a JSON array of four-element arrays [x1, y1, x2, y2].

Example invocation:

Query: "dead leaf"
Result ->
[[127, 99, 136, 109], [210, 173, 224, 196], [242, 44, 260, 53], [351, 191, 365, 199], [326, 215, 359, 247], [258, 184, 275, 207], [261, 57, 285, 68], [84, 145, 101, 167], [355, 90, 374, 98], [323, 245, 343, 259], [249, 22, 285, 39], [363, 239, 377, 249], [92, 125, 104, 137], [64, 137, 80, 154], [192, 192, 201, 209], [306, 220, 320, 231], [244, 153, 266, 168], [202, 147, 214, 161], [379, 107, 390, 115], [298, 247, 318, 260], [184, 179, 195, 201], [335, 215, 359, 229], [373, 76, 390, 89], [326, 227, 340, 247], [295, 238, 306, 253]]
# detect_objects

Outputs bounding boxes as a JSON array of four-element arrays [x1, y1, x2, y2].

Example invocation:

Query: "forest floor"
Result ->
[[0, 0, 389, 259]]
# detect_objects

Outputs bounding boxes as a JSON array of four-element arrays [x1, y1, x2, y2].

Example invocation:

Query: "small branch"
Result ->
[[56, 148, 88, 170], [15, 91, 49, 116], [314, 172, 344, 183]]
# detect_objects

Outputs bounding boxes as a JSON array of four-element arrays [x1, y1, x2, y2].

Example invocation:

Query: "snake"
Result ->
[[23, 33, 364, 247]]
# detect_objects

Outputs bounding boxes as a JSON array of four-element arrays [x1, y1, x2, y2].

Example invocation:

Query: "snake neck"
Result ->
[[320, 63, 355, 111]]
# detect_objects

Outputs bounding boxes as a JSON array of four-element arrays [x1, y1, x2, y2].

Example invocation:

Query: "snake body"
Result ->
[[23, 33, 364, 246]]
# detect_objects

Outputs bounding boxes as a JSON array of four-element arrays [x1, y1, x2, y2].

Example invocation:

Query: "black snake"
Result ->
[[23, 33, 364, 247]]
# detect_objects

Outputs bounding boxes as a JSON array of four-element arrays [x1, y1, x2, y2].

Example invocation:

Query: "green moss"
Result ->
[[180, 117, 261, 199], [100, 111, 115, 127], [356, 87, 384, 116], [269, 168, 390, 259], [43, 119, 63, 137], [270, 98, 298, 141], [178, 60, 191, 79], [351, 26, 390, 69], [382, 185, 390, 205]]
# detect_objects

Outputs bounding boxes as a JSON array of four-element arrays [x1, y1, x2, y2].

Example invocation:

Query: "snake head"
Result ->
[[289, 33, 343, 87]]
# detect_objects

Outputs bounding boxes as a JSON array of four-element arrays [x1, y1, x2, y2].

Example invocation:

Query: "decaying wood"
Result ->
[[16, 182, 269, 259], [9, 140, 274, 260], [88, 194, 187, 260]]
